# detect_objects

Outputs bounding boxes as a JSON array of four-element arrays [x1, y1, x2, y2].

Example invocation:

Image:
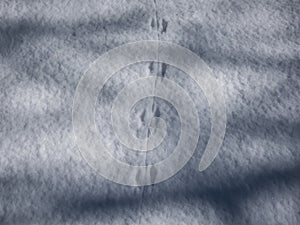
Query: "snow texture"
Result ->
[[0, 0, 299, 224]]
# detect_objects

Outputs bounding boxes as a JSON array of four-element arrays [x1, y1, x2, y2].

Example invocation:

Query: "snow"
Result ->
[[0, 0, 299, 224]]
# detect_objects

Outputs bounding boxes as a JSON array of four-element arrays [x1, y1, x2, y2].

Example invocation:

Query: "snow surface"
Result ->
[[0, 0, 299, 224]]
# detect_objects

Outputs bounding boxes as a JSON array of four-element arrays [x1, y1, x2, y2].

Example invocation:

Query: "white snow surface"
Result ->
[[0, 0, 299, 224]]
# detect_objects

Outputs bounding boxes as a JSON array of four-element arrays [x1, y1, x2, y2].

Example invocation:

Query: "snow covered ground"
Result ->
[[0, 0, 299, 224]]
